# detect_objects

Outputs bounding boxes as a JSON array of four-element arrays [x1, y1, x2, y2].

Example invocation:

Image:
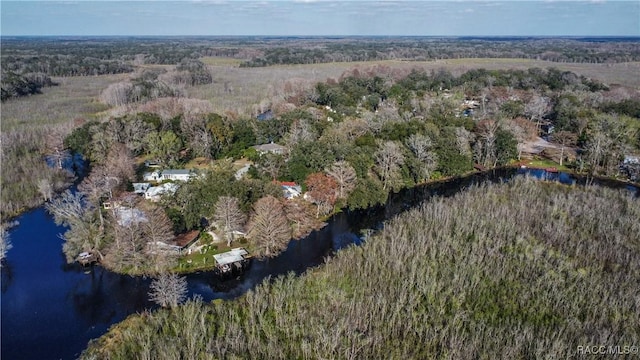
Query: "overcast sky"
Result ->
[[2, 1, 639, 37]]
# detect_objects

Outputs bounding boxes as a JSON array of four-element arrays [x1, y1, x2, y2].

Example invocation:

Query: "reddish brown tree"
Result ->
[[305, 172, 338, 217], [283, 199, 323, 239]]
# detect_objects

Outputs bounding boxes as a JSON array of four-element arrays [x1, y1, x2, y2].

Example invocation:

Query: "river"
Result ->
[[1, 168, 638, 360]]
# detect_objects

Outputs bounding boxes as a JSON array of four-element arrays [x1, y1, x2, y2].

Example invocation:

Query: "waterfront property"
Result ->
[[213, 248, 252, 274], [174, 230, 201, 253]]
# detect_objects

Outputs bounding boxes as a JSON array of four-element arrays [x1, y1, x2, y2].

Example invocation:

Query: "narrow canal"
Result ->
[[1, 168, 637, 359]]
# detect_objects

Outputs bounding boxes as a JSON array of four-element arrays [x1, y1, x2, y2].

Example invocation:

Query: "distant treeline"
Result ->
[[239, 38, 640, 67], [2, 37, 639, 77]]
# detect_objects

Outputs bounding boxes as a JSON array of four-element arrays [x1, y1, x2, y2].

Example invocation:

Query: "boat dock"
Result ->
[[213, 248, 252, 275], [77, 252, 98, 266]]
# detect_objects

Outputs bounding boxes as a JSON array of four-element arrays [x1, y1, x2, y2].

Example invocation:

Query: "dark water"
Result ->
[[1, 168, 638, 360]]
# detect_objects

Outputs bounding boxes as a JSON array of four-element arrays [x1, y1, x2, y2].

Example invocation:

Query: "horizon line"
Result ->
[[3, 34, 640, 38]]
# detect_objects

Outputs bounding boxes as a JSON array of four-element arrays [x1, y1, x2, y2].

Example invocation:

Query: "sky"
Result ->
[[1, 1, 639, 37]]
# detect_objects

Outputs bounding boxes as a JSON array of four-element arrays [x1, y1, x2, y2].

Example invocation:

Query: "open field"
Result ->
[[1, 74, 127, 131], [190, 59, 640, 116]]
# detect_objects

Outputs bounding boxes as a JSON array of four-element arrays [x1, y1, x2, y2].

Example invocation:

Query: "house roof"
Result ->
[[163, 169, 191, 175], [213, 248, 249, 265], [279, 181, 298, 187], [252, 143, 286, 152], [173, 230, 200, 248], [145, 182, 178, 197]]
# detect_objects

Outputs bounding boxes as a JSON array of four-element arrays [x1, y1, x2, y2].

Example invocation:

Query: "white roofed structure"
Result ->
[[213, 248, 250, 266]]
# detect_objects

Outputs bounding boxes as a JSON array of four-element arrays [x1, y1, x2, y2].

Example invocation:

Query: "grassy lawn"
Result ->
[[174, 238, 251, 274], [519, 158, 570, 171]]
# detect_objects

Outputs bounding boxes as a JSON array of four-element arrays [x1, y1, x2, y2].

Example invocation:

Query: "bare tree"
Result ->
[[100, 81, 133, 106], [107, 200, 149, 272], [37, 178, 54, 202], [180, 117, 213, 159], [326, 160, 357, 199], [79, 165, 120, 231], [0, 225, 12, 264], [552, 131, 578, 166], [474, 119, 500, 168], [148, 273, 188, 308], [141, 203, 175, 271], [247, 196, 291, 258], [104, 143, 136, 183], [524, 95, 550, 134], [454, 127, 474, 157], [122, 117, 153, 155], [45, 190, 103, 263], [89, 130, 113, 164], [285, 119, 317, 147], [213, 196, 246, 247], [374, 141, 405, 190], [48, 147, 71, 170], [583, 115, 627, 175], [406, 134, 438, 181], [258, 153, 285, 181]]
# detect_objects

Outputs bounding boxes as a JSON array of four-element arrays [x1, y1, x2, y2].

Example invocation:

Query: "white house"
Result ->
[[142, 169, 194, 182], [143, 171, 161, 182], [278, 181, 302, 199], [161, 169, 193, 181], [252, 142, 287, 155]]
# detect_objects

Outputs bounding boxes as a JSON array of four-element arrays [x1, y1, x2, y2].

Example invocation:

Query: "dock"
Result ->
[[213, 248, 252, 275], [77, 252, 98, 266]]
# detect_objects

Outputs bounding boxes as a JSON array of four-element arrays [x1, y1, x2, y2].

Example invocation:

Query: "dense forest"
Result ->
[[81, 178, 640, 359]]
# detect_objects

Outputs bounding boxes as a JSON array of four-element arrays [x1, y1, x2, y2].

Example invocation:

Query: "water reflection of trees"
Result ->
[[1, 262, 14, 293], [69, 267, 154, 325]]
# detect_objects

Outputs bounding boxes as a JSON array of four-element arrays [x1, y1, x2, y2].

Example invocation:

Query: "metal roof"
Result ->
[[213, 248, 249, 266]]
